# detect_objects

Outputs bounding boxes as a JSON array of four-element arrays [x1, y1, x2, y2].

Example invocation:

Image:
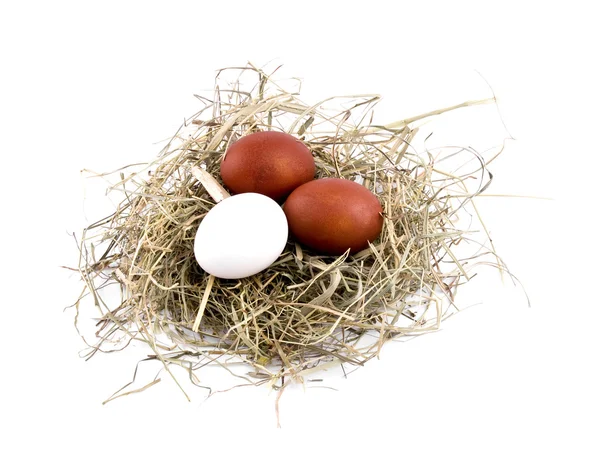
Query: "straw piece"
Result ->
[[191, 166, 230, 203], [192, 274, 215, 332]]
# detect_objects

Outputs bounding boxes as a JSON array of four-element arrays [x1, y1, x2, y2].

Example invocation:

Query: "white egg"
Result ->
[[194, 193, 288, 279]]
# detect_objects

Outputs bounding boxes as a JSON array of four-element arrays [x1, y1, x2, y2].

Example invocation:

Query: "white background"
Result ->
[[1, 0, 598, 448]]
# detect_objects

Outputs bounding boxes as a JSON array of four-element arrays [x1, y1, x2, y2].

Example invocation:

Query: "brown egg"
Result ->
[[220, 131, 315, 201], [283, 178, 384, 255]]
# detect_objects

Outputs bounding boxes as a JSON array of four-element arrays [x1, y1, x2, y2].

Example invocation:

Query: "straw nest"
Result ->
[[72, 64, 506, 404]]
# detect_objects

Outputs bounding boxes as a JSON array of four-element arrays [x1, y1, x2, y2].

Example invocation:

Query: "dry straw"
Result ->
[[71, 63, 509, 407]]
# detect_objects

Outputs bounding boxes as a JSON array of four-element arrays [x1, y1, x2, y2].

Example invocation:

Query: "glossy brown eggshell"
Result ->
[[220, 131, 315, 201], [283, 178, 384, 255]]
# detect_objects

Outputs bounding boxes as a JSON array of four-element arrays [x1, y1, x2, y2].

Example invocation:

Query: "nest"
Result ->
[[72, 63, 506, 406]]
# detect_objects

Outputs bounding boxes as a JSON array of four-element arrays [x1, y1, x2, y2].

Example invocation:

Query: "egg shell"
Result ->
[[283, 178, 384, 255], [220, 131, 315, 201], [194, 193, 288, 279]]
